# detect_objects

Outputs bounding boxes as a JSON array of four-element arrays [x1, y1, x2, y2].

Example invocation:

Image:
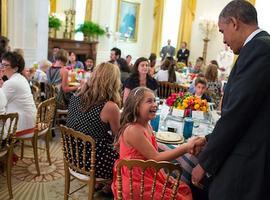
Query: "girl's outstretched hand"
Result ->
[[186, 136, 206, 155]]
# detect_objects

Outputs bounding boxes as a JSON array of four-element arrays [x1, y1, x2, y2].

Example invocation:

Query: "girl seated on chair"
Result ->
[[112, 87, 205, 199], [66, 62, 121, 181]]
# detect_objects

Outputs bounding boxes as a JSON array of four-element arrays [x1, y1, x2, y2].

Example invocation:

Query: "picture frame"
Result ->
[[116, 0, 140, 42]]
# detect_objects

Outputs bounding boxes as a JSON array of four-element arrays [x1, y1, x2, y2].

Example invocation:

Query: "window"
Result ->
[[161, 0, 182, 47]]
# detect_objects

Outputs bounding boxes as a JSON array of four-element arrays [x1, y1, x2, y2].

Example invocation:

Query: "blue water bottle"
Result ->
[[183, 117, 194, 139], [150, 111, 160, 132]]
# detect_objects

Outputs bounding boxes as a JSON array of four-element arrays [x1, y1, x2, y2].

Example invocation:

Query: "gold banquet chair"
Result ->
[[0, 113, 19, 199], [44, 83, 56, 100], [157, 81, 172, 99], [116, 159, 183, 200], [54, 86, 68, 127], [60, 125, 111, 200], [31, 84, 41, 107], [17, 97, 56, 176], [171, 84, 188, 94]]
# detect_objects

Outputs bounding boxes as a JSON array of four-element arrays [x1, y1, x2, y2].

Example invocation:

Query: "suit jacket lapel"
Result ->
[[221, 31, 269, 109], [221, 56, 239, 109]]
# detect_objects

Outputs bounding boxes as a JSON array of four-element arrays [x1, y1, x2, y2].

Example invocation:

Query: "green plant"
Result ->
[[75, 21, 105, 37], [49, 16, 62, 30]]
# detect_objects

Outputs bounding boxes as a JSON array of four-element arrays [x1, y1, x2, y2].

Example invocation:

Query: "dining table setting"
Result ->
[[67, 67, 91, 87], [151, 99, 220, 184]]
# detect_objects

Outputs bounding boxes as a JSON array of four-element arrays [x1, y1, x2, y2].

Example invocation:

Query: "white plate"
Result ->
[[69, 82, 80, 86], [155, 131, 184, 142]]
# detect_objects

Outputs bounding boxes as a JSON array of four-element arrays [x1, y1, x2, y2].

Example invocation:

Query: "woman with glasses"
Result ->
[[0, 51, 36, 137]]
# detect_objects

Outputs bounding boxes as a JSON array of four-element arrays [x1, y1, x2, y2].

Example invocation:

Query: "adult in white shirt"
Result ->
[[1, 52, 36, 135], [216, 44, 234, 77], [155, 68, 168, 82], [155, 58, 181, 83], [0, 88, 7, 114], [0, 88, 8, 139]]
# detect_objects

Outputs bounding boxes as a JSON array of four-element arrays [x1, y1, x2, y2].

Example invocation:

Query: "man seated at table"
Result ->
[[193, 77, 211, 102]]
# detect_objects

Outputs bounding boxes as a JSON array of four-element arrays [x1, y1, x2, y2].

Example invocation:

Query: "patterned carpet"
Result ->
[[0, 134, 113, 200]]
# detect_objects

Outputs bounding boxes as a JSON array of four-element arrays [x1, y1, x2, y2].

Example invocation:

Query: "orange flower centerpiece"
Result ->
[[166, 92, 209, 117]]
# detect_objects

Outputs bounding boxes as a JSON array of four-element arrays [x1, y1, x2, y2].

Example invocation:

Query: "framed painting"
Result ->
[[116, 0, 140, 42]]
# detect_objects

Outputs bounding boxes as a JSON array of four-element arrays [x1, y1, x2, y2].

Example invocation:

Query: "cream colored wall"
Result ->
[[189, 0, 232, 65], [92, 0, 155, 64], [93, 0, 231, 65], [8, 0, 49, 67], [5, 0, 235, 67]]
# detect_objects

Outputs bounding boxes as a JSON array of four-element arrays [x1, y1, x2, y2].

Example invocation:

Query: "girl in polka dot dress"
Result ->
[[66, 62, 121, 180]]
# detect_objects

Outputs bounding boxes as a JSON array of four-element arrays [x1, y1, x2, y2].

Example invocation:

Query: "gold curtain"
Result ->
[[151, 0, 164, 56], [246, 0, 256, 5], [50, 0, 57, 14], [176, 0, 197, 50], [1, 0, 8, 36], [85, 0, 93, 21]]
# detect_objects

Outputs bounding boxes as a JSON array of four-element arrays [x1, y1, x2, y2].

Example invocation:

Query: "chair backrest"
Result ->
[[45, 84, 56, 99], [0, 113, 19, 152], [171, 84, 187, 94], [31, 84, 41, 106], [36, 97, 56, 132], [60, 125, 96, 177], [157, 81, 188, 99], [116, 159, 183, 200], [157, 81, 172, 99]]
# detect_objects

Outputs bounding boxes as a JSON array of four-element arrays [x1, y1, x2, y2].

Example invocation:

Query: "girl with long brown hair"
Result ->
[[123, 57, 158, 103], [112, 87, 205, 199]]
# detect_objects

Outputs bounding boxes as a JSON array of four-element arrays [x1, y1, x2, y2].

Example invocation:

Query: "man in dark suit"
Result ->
[[160, 39, 175, 61], [191, 1, 270, 199], [176, 41, 190, 65]]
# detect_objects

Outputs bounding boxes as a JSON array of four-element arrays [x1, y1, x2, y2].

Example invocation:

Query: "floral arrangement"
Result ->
[[166, 92, 209, 112], [177, 62, 186, 69], [67, 68, 86, 82], [188, 73, 197, 80]]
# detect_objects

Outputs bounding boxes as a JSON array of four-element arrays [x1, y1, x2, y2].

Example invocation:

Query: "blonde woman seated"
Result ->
[[112, 87, 206, 199], [66, 62, 121, 180]]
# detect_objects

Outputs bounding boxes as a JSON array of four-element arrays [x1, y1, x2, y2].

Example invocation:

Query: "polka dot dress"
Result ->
[[66, 95, 118, 179]]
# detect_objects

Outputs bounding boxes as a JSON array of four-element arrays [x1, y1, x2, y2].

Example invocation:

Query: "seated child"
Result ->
[[194, 77, 211, 102], [112, 87, 206, 199], [188, 73, 205, 94]]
